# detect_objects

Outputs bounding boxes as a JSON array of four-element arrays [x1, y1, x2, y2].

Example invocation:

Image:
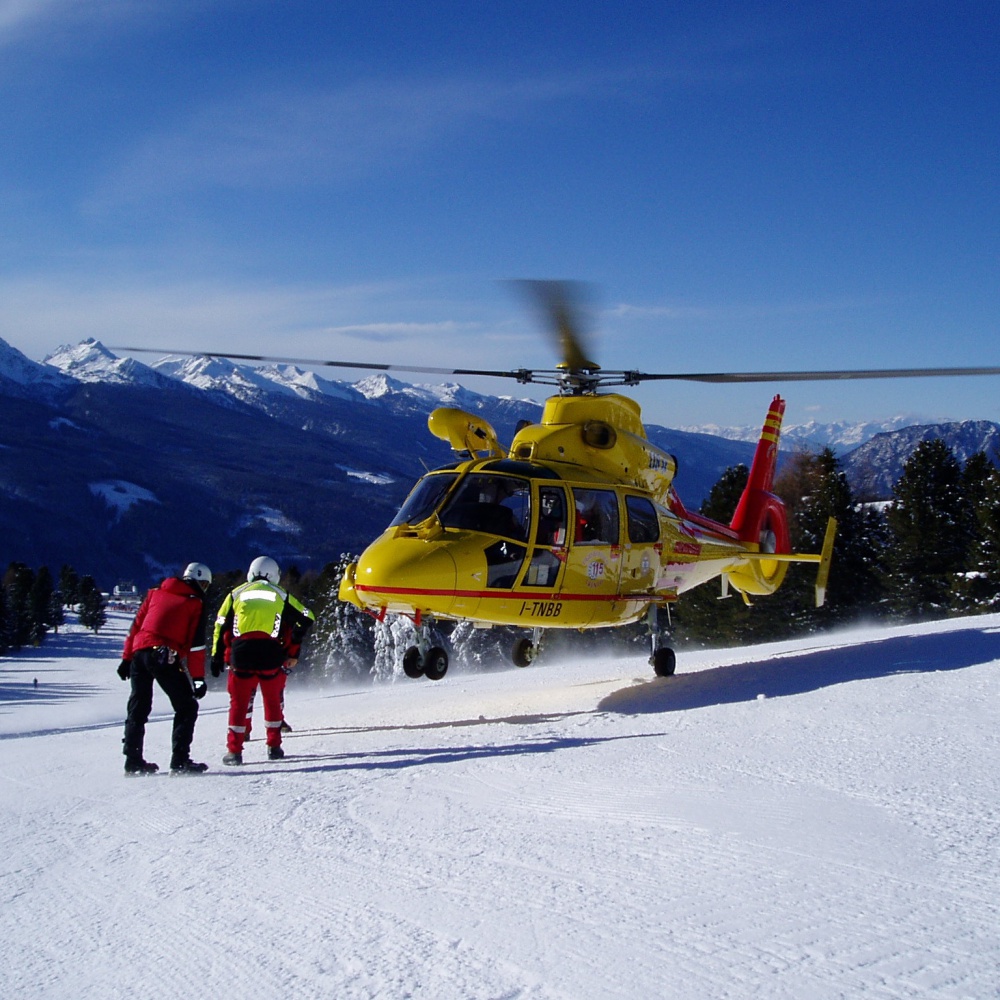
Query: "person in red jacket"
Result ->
[[118, 562, 212, 775]]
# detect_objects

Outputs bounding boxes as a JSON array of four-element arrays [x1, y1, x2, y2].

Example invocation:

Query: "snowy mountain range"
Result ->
[[3, 335, 998, 586], [683, 410, 1000, 499], [681, 414, 940, 451], [839, 420, 1000, 498]]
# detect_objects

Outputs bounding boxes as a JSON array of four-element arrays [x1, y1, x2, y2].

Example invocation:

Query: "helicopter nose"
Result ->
[[354, 536, 459, 615]]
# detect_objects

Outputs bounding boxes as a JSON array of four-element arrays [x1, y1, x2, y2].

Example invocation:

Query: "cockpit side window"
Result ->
[[535, 486, 567, 545], [389, 474, 458, 528], [439, 474, 531, 541], [572, 488, 620, 545]]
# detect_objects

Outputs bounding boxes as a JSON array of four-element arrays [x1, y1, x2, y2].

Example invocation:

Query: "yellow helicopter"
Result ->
[[116, 281, 1000, 681], [336, 283, 839, 680]]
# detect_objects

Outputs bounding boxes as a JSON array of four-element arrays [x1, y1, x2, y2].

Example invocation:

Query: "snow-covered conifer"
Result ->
[[883, 439, 971, 618]]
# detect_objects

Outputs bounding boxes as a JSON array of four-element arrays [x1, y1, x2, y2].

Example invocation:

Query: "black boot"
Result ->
[[170, 758, 208, 774], [124, 759, 159, 776]]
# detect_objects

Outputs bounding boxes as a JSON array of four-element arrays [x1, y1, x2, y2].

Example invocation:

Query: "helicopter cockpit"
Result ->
[[439, 473, 531, 541], [389, 460, 564, 542], [385, 461, 573, 589], [390, 470, 532, 541]]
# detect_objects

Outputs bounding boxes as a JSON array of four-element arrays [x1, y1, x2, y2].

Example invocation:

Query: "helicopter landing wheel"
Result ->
[[511, 637, 535, 667], [651, 647, 676, 677], [423, 646, 449, 681], [402, 646, 424, 679]]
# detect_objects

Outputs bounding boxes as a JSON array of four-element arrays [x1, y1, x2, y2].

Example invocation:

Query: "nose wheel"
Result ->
[[401, 623, 449, 681], [402, 647, 424, 679]]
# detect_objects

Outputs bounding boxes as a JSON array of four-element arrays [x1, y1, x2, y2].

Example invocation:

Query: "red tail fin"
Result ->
[[724, 395, 790, 596], [730, 395, 786, 542]]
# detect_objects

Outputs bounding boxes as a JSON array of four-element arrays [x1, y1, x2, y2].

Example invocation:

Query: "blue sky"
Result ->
[[1, 0, 997, 427]]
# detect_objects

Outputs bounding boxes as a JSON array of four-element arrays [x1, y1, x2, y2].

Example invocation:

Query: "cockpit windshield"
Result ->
[[439, 473, 531, 542], [388, 473, 458, 528]]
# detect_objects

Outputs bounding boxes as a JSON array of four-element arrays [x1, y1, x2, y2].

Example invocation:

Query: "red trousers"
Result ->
[[227, 671, 286, 753], [243, 672, 287, 742]]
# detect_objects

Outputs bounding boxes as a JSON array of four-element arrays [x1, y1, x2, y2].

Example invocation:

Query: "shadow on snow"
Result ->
[[224, 730, 665, 775], [1, 628, 122, 711], [598, 626, 1000, 716]]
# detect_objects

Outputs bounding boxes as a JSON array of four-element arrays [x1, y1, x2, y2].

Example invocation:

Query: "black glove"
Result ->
[[192, 680, 207, 700], [210, 656, 224, 678], [117, 659, 132, 681]]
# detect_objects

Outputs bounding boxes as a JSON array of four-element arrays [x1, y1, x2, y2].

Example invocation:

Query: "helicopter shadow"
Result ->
[[598, 626, 1000, 716]]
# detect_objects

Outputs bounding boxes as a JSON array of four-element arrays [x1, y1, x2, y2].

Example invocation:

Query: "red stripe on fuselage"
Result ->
[[354, 585, 648, 603]]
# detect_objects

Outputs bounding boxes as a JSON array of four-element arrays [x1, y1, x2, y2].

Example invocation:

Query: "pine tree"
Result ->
[[3, 562, 35, 649], [28, 566, 54, 646], [449, 620, 523, 671], [697, 464, 748, 521], [47, 590, 66, 634], [77, 576, 107, 633], [784, 448, 887, 624], [0, 585, 8, 656], [883, 438, 971, 619], [952, 455, 1000, 613], [372, 616, 416, 682], [59, 565, 80, 607]]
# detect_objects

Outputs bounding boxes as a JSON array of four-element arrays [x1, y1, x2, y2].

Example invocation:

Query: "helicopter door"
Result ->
[[522, 485, 569, 588], [564, 487, 622, 611]]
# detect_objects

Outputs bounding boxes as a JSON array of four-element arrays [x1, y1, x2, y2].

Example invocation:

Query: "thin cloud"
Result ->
[[88, 70, 642, 209], [607, 295, 891, 324], [0, 0, 204, 44], [0, 0, 67, 34], [322, 321, 479, 344]]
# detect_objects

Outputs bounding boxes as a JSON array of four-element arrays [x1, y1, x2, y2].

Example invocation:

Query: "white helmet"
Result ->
[[182, 562, 212, 588], [247, 555, 280, 585]]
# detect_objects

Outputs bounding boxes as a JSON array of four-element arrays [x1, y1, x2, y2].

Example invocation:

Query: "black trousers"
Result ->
[[123, 647, 199, 765]]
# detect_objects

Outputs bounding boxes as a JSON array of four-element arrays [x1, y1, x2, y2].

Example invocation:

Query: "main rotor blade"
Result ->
[[631, 366, 1000, 384], [511, 280, 600, 372], [112, 345, 1000, 388], [110, 345, 530, 381]]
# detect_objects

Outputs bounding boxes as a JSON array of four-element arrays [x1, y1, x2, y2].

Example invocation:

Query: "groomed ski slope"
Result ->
[[2, 612, 999, 999]]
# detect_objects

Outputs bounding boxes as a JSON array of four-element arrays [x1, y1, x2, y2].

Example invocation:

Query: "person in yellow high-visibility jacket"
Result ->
[[211, 556, 314, 765]]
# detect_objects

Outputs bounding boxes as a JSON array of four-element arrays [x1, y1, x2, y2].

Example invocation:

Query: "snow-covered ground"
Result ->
[[3, 612, 999, 999]]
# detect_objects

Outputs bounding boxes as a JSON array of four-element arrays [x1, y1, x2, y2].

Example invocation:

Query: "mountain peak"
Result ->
[[0, 336, 74, 396], [44, 339, 168, 387], [354, 372, 409, 399]]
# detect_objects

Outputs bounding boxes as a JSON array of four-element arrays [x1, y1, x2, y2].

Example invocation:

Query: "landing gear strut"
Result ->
[[401, 620, 449, 681], [646, 605, 676, 677]]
